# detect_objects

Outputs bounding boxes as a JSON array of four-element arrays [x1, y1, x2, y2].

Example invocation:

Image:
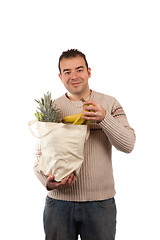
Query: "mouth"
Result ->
[[70, 81, 82, 86]]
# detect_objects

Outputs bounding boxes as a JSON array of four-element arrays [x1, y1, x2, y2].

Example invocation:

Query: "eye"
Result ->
[[77, 69, 83, 72], [64, 71, 71, 75]]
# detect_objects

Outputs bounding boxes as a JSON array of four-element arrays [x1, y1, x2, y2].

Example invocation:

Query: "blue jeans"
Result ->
[[43, 196, 117, 240]]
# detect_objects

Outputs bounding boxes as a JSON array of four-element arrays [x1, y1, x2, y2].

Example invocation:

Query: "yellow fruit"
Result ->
[[62, 112, 82, 123], [62, 98, 93, 125], [83, 120, 91, 125], [72, 113, 85, 125]]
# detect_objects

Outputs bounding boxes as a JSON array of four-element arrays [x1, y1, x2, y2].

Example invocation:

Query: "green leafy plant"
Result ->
[[34, 92, 61, 122]]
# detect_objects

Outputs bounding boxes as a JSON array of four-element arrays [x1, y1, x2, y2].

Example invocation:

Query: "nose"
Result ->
[[71, 71, 78, 80]]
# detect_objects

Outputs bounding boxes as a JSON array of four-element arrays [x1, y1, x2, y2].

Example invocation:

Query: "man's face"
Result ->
[[59, 56, 91, 97]]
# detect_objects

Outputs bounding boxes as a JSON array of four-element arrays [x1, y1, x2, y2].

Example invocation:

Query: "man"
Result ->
[[34, 49, 136, 240]]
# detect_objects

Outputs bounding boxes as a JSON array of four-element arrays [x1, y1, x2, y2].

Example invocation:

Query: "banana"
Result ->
[[62, 111, 87, 125], [82, 99, 92, 125], [62, 98, 93, 125], [62, 112, 82, 123], [83, 119, 91, 125], [72, 112, 85, 125], [63, 111, 91, 125]]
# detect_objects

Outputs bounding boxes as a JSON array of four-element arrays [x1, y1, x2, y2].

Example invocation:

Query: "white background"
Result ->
[[0, 0, 160, 239]]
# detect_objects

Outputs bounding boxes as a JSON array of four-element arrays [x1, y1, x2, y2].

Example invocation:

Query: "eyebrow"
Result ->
[[76, 66, 84, 70], [63, 66, 84, 73]]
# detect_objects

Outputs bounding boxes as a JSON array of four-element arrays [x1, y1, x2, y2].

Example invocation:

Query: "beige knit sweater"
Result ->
[[34, 90, 136, 201]]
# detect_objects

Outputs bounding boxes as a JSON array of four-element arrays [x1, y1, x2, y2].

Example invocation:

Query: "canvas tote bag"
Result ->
[[28, 120, 90, 182]]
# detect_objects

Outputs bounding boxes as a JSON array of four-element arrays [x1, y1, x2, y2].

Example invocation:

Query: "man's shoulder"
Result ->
[[92, 90, 115, 102], [54, 94, 66, 103], [92, 90, 119, 112], [52, 94, 68, 110]]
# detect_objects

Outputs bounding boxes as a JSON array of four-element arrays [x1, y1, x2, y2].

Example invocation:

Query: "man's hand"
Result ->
[[82, 100, 106, 123], [46, 173, 76, 190]]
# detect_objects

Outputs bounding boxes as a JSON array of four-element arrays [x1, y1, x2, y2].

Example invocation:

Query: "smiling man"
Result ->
[[34, 49, 136, 240], [59, 55, 91, 100]]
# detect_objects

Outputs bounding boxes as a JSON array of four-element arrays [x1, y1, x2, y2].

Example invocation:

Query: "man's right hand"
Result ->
[[46, 173, 76, 190]]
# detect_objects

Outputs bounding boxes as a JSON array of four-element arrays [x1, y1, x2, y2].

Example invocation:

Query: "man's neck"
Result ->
[[67, 89, 91, 101]]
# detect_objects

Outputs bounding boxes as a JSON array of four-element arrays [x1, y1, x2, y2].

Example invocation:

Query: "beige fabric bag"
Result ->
[[28, 120, 89, 182]]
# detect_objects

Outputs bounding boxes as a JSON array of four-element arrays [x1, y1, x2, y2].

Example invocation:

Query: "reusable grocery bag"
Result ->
[[28, 120, 89, 182]]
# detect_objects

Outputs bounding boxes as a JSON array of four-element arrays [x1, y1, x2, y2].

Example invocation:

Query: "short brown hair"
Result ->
[[58, 49, 88, 73]]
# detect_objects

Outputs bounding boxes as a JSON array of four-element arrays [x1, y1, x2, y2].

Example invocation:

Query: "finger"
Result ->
[[67, 176, 73, 185], [48, 175, 55, 182], [61, 176, 68, 185], [71, 174, 76, 185], [66, 173, 73, 185], [83, 100, 97, 106], [68, 173, 76, 185], [82, 111, 97, 118], [83, 105, 97, 111], [82, 110, 97, 115]]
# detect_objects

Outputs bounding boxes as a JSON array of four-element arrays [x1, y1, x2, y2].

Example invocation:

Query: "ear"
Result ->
[[58, 73, 62, 81], [88, 68, 91, 78]]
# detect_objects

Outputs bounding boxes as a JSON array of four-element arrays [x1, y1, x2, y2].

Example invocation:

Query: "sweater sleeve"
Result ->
[[99, 98, 136, 153]]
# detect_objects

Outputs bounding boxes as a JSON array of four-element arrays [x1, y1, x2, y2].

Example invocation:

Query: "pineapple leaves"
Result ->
[[34, 92, 61, 122]]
